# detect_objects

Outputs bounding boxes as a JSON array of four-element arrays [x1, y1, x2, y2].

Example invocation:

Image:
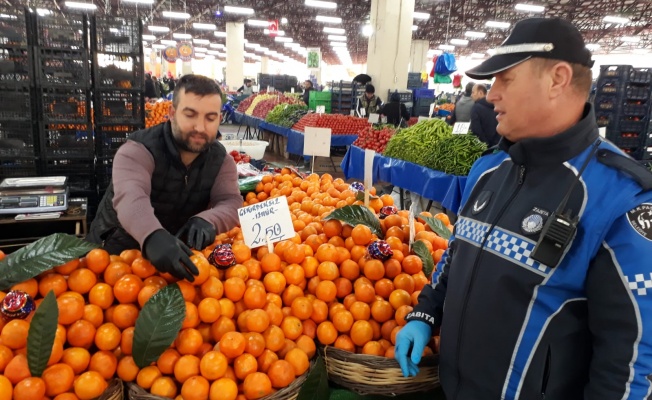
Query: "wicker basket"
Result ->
[[99, 379, 124, 400], [320, 346, 439, 396], [127, 361, 314, 400]]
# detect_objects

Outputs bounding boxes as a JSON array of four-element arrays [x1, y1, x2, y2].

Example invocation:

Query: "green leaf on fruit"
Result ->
[[0, 233, 98, 291], [323, 205, 383, 239], [132, 283, 186, 369], [296, 356, 329, 400], [27, 290, 59, 377], [413, 240, 435, 277], [423, 216, 452, 240]]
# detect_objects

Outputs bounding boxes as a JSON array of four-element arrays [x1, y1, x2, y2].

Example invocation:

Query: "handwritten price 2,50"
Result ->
[[251, 223, 285, 246]]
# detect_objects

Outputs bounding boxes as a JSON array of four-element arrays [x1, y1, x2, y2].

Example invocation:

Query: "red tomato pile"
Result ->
[[407, 117, 419, 127], [352, 126, 396, 153], [291, 114, 369, 135], [229, 150, 251, 163]]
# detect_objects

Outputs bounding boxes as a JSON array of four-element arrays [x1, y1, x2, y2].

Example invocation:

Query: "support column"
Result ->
[[366, 0, 414, 101], [181, 61, 192, 75], [226, 22, 245, 92], [261, 56, 269, 74], [409, 39, 429, 73]]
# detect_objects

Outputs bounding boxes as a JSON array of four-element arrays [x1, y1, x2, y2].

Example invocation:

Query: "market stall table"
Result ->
[[287, 129, 358, 156], [259, 121, 290, 155]]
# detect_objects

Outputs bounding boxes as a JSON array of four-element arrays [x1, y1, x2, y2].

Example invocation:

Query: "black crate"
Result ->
[[0, 7, 29, 47], [39, 122, 93, 158], [623, 100, 651, 117], [599, 65, 633, 80], [36, 14, 88, 49], [0, 87, 31, 120], [388, 90, 413, 103], [95, 54, 143, 90], [95, 156, 113, 191], [94, 90, 144, 125], [92, 16, 141, 54], [40, 88, 90, 123], [597, 77, 627, 96], [626, 85, 651, 101], [95, 123, 141, 158], [40, 157, 95, 193], [0, 156, 37, 179], [594, 95, 619, 112], [0, 47, 31, 87], [630, 68, 652, 85], [36, 48, 90, 88], [595, 111, 614, 129], [0, 120, 35, 157]]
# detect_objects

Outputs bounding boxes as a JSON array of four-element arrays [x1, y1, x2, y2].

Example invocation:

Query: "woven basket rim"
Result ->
[[98, 378, 123, 400]]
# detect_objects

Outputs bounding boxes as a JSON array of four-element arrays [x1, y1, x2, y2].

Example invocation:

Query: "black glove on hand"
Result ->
[[176, 217, 216, 250], [143, 229, 199, 282]]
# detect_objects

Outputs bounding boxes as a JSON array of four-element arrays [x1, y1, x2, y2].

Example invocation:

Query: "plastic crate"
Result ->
[[626, 85, 651, 101], [623, 100, 651, 117], [95, 155, 113, 191], [415, 97, 435, 108], [40, 88, 90, 123], [92, 16, 142, 54], [0, 87, 31, 120], [36, 14, 87, 49], [413, 88, 435, 99], [95, 123, 140, 158], [594, 95, 619, 112], [597, 78, 627, 96], [39, 122, 93, 158], [630, 68, 652, 85], [599, 65, 633, 80], [0, 7, 29, 47], [309, 91, 332, 102], [95, 54, 144, 90], [0, 120, 34, 157], [609, 131, 647, 149], [0, 47, 32, 87], [36, 49, 90, 88], [94, 90, 144, 125], [0, 157, 37, 179], [595, 111, 614, 129], [40, 157, 95, 191], [308, 99, 332, 113], [387, 90, 412, 103]]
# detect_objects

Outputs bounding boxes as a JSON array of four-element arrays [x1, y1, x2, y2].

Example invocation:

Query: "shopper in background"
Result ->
[[88, 74, 242, 282], [152, 76, 162, 98], [144, 73, 157, 99], [356, 84, 382, 117], [302, 80, 313, 105], [380, 92, 410, 127], [469, 84, 499, 146], [237, 79, 254, 96], [396, 17, 652, 399], [448, 82, 475, 125]]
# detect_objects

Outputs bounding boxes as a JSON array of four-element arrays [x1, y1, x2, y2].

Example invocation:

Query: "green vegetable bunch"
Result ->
[[383, 119, 452, 165], [265, 104, 308, 127], [422, 134, 487, 175]]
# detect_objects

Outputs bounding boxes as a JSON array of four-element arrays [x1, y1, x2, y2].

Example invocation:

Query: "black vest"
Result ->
[[88, 122, 227, 251]]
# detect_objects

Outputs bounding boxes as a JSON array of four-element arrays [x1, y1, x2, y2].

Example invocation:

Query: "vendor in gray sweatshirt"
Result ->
[[448, 82, 475, 125]]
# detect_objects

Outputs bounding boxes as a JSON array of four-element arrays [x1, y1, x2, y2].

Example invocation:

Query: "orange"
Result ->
[[310, 299, 328, 324], [136, 366, 162, 390], [393, 273, 415, 294], [201, 276, 224, 299], [243, 286, 267, 310], [362, 341, 385, 356], [316, 321, 337, 345], [283, 264, 305, 286], [94, 323, 121, 351], [267, 359, 294, 389], [119, 249, 141, 265], [334, 334, 356, 352], [174, 355, 200, 384], [353, 283, 376, 303], [1, 320, 29, 349], [363, 259, 385, 281], [332, 310, 354, 333], [280, 316, 303, 340], [176, 328, 204, 355], [349, 301, 371, 321], [371, 300, 394, 323], [189, 254, 211, 286], [113, 274, 144, 304], [402, 255, 423, 275], [210, 316, 235, 342], [323, 219, 343, 238], [113, 303, 139, 329], [284, 348, 309, 376], [264, 303, 284, 327], [242, 372, 273, 400], [137, 285, 159, 308], [67, 268, 97, 294], [151, 376, 178, 398], [257, 349, 279, 374], [66, 320, 96, 349], [0, 344, 13, 373], [243, 260, 263, 281], [283, 243, 305, 265], [315, 243, 338, 263], [73, 370, 108, 400], [389, 289, 412, 310], [181, 375, 210, 400], [210, 378, 238, 400], [198, 298, 222, 324], [261, 253, 281, 273], [340, 259, 360, 281], [11, 278, 38, 299], [103, 261, 132, 286], [219, 331, 246, 358], [42, 363, 75, 396], [317, 261, 339, 281], [13, 377, 46, 400], [144, 275, 168, 289], [182, 302, 200, 330], [295, 334, 316, 358], [263, 272, 286, 295], [117, 355, 139, 382], [4, 353, 30, 385], [157, 348, 181, 375], [86, 249, 111, 274], [262, 326, 285, 352], [243, 332, 266, 358], [82, 304, 104, 328], [374, 278, 395, 299], [395, 305, 413, 326], [131, 257, 156, 279], [89, 283, 115, 310], [315, 280, 337, 302], [54, 258, 80, 275], [350, 320, 374, 347], [290, 297, 313, 321], [89, 350, 117, 380], [244, 309, 269, 334], [224, 277, 246, 302], [38, 273, 67, 298], [234, 353, 258, 380], [351, 225, 372, 246]]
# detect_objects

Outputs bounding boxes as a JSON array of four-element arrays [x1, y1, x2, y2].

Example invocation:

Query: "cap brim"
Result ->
[[465, 54, 532, 80]]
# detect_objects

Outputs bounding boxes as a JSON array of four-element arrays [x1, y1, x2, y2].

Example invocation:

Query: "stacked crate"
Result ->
[[387, 90, 413, 116], [33, 11, 94, 194], [0, 6, 37, 180], [594, 65, 652, 160], [407, 72, 423, 90], [330, 81, 359, 115], [309, 91, 332, 113], [91, 16, 144, 193]]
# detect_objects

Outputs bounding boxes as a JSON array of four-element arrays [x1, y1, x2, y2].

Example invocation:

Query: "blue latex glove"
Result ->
[[394, 320, 432, 377]]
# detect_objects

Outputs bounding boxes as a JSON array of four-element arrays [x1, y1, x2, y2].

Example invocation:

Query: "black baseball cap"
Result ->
[[466, 18, 594, 80]]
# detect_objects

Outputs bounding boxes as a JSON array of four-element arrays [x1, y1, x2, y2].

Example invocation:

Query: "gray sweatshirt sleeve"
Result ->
[[194, 154, 242, 234], [112, 141, 163, 248]]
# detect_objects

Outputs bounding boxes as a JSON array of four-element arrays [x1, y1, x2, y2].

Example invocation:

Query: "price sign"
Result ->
[[304, 127, 332, 157], [598, 127, 606, 138], [429, 103, 435, 117], [316, 105, 326, 114], [418, 116, 431, 122], [239, 196, 294, 248], [350, 109, 355, 116], [368, 113, 380, 124], [364, 149, 375, 206], [291, 87, 295, 93], [360, 108, 366, 117], [452, 122, 471, 134]]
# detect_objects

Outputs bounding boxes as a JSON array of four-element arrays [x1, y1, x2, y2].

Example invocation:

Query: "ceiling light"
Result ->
[[305, 0, 337, 9], [160, 39, 176, 45], [65, 2, 97, 10], [471, 53, 485, 58], [264, 29, 285, 35], [633, 48, 650, 54], [485, 20, 510, 29], [247, 19, 269, 27], [328, 34, 346, 41], [450, 39, 469, 46], [109, 28, 119, 33], [585, 43, 601, 51], [323, 27, 345, 34], [194, 47, 207, 52], [152, 44, 166, 49], [316, 15, 342, 24], [515, 4, 545, 13], [162, 11, 190, 19], [284, 42, 300, 48], [274, 37, 293, 42], [465, 31, 486, 38], [195, 53, 205, 57], [36, 8, 52, 16], [142, 34, 156, 40], [362, 25, 373, 37], [427, 49, 442, 56], [245, 42, 261, 48], [193, 38, 209, 44], [412, 25, 418, 31], [214, 31, 227, 37], [209, 43, 224, 48], [439, 44, 455, 51], [281, 17, 288, 24], [603, 15, 630, 24], [207, 50, 220, 55], [148, 25, 170, 32], [204, 55, 215, 59], [173, 33, 192, 39], [413, 12, 430, 20], [122, 0, 154, 4], [621, 36, 640, 43], [330, 41, 347, 47], [223, 5, 254, 14], [193, 22, 216, 30]]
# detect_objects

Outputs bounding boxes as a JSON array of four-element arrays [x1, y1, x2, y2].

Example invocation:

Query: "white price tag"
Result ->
[[267, 86, 271, 93], [452, 122, 471, 134], [316, 105, 326, 114], [239, 196, 295, 248], [350, 109, 355, 116], [598, 127, 606, 138], [304, 127, 332, 157], [291, 87, 295, 93], [360, 108, 366, 117], [429, 103, 435, 117], [408, 203, 416, 250], [418, 116, 431, 122], [368, 113, 380, 124], [364, 149, 375, 206]]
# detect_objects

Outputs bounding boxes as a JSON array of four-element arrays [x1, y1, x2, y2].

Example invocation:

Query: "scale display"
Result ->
[[0, 176, 69, 214]]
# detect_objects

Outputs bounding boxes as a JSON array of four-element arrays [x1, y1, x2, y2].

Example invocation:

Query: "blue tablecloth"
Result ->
[[233, 112, 265, 129], [340, 145, 467, 212], [233, 111, 244, 124], [259, 122, 290, 137], [287, 130, 358, 156]]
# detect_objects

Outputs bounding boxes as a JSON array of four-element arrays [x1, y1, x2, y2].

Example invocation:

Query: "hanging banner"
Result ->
[[177, 41, 194, 62], [307, 47, 321, 70], [163, 46, 178, 63], [268, 20, 278, 36]]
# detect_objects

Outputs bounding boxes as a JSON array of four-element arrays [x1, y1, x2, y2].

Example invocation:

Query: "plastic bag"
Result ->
[[238, 175, 264, 193], [429, 56, 438, 78], [435, 53, 457, 76], [452, 74, 462, 88], [434, 74, 452, 84]]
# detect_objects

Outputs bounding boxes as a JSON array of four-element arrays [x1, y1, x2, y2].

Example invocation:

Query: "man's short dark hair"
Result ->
[[173, 74, 223, 107], [465, 82, 475, 96], [365, 84, 375, 94], [244, 79, 252, 84], [474, 84, 488, 95], [304, 80, 313, 87]]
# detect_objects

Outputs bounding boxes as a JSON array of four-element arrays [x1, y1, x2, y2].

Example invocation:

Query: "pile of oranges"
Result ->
[[145, 100, 172, 128], [0, 169, 451, 400]]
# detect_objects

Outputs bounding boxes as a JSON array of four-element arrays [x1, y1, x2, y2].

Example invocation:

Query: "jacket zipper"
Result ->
[[541, 346, 551, 399], [452, 164, 526, 399]]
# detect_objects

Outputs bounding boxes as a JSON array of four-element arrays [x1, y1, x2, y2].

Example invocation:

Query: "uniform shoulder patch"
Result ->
[[627, 203, 652, 241], [597, 149, 652, 191]]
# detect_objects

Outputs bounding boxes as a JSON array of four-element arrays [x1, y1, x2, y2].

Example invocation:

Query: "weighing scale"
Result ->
[[0, 176, 69, 215]]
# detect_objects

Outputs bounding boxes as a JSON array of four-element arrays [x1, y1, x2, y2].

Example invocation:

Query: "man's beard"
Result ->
[[171, 118, 213, 153]]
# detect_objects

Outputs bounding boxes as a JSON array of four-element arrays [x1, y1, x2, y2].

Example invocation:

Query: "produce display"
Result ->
[[265, 104, 308, 128], [229, 150, 251, 164], [407, 117, 419, 127], [145, 100, 172, 128], [423, 134, 487, 175], [437, 103, 455, 113], [352, 125, 396, 153], [383, 119, 453, 166], [291, 114, 369, 135], [234, 93, 304, 118]]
